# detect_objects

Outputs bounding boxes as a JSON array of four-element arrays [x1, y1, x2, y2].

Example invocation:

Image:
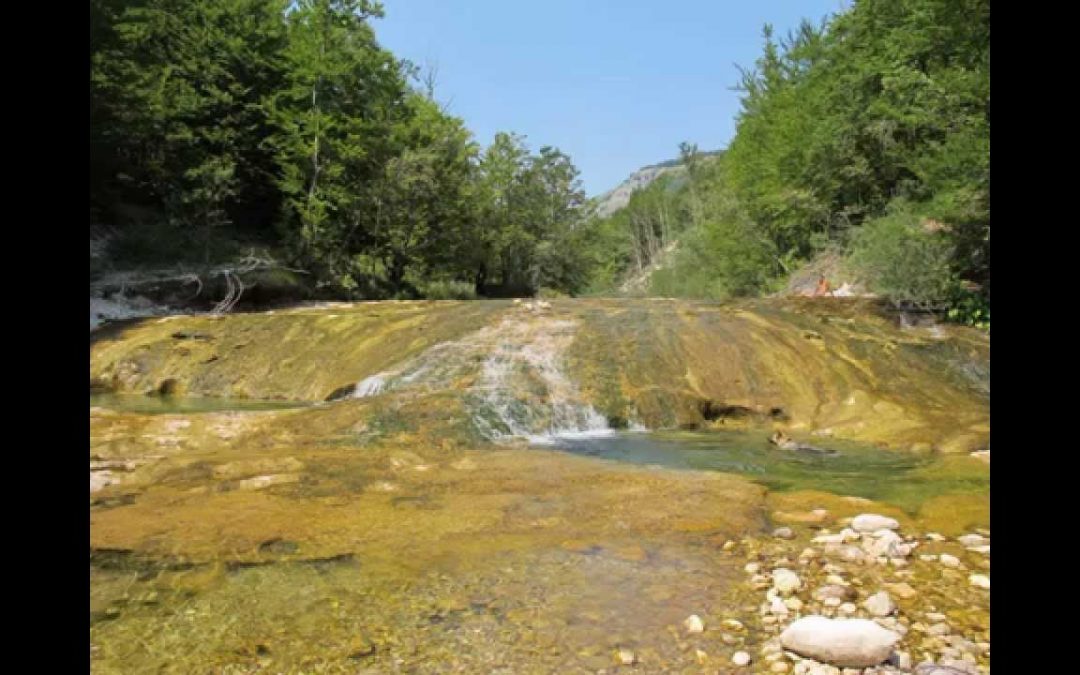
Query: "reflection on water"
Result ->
[[542, 429, 989, 514]]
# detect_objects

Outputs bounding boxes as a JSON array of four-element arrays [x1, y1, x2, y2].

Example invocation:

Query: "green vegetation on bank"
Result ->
[[91, 0, 590, 298], [91, 0, 989, 326], [585, 0, 989, 327]]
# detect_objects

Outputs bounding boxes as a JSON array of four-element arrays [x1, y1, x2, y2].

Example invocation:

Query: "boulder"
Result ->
[[780, 616, 900, 668]]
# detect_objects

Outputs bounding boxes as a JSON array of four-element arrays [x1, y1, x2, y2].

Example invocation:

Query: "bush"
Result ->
[[845, 206, 956, 311], [420, 280, 477, 300], [945, 287, 990, 330]]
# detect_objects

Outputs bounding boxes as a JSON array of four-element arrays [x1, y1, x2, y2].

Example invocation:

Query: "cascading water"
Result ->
[[346, 313, 620, 443]]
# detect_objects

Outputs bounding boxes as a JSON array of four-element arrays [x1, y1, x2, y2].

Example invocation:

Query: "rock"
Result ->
[[785, 597, 804, 612], [863, 591, 896, 617], [616, 648, 636, 665], [771, 597, 791, 617], [814, 585, 856, 602], [851, 514, 900, 533], [967, 545, 990, 555], [913, 663, 973, 675], [780, 616, 901, 668], [733, 651, 751, 666], [968, 574, 990, 589], [939, 554, 961, 568], [684, 614, 704, 633], [823, 544, 867, 563], [746, 562, 762, 574], [772, 663, 790, 673], [927, 623, 950, 636], [920, 554, 938, 561], [774, 527, 796, 539], [773, 568, 803, 595], [862, 531, 905, 558], [838, 602, 856, 615], [695, 648, 708, 664], [957, 534, 987, 547], [723, 619, 746, 632]]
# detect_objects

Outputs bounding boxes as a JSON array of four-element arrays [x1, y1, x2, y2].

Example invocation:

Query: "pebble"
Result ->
[[838, 602, 856, 615], [785, 597, 804, 612], [684, 614, 704, 633], [733, 651, 751, 666], [746, 562, 762, 574], [773, 568, 803, 595], [771, 597, 791, 616], [863, 591, 896, 617], [926, 533, 946, 541], [774, 527, 796, 539], [957, 534, 987, 547], [772, 662, 790, 673], [969, 574, 990, 589], [939, 554, 961, 568], [616, 648, 636, 665], [851, 514, 900, 532], [723, 619, 746, 632]]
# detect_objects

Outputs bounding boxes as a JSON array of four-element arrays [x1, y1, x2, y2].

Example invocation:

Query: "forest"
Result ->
[[91, 0, 989, 325]]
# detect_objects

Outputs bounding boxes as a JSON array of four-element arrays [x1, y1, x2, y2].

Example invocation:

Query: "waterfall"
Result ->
[[347, 314, 618, 443]]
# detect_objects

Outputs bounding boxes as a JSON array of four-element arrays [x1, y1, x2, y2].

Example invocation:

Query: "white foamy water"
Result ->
[[345, 314, 628, 442]]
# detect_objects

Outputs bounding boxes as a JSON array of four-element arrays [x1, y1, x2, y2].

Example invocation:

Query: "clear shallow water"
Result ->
[[540, 429, 989, 514], [90, 393, 310, 415]]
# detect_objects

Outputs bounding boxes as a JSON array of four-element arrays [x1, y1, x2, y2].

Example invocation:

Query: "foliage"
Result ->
[[845, 205, 956, 311], [91, 0, 591, 299]]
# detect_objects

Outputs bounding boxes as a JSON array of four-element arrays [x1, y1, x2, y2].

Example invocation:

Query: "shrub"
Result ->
[[845, 207, 956, 311]]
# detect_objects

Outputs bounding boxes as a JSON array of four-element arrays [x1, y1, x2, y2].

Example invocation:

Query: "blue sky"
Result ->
[[375, 1, 848, 196]]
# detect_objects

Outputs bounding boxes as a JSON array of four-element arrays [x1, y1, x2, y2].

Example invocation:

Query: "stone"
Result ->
[[823, 545, 867, 563], [746, 562, 762, 574], [772, 663, 790, 673], [771, 597, 791, 617], [684, 614, 705, 633], [968, 574, 990, 589], [733, 651, 751, 666], [862, 530, 905, 558], [695, 649, 708, 664], [926, 533, 946, 541], [814, 585, 856, 602], [774, 527, 796, 539], [884, 582, 918, 600], [851, 514, 900, 533], [838, 602, 856, 615], [616, 648, 636, 665], [913, 663, 974, 675], [957, 534, 987, 547], [939, 554, 961, 568], [863, 591, 896, 617], [773, 568, 803, 595], [780, 616, 901, 668], [723, 619, 746, 632], [785, 597, 804, 612]]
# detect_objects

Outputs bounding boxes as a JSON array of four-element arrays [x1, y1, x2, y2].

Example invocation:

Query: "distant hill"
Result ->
[[590, 150, 722, 218]]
